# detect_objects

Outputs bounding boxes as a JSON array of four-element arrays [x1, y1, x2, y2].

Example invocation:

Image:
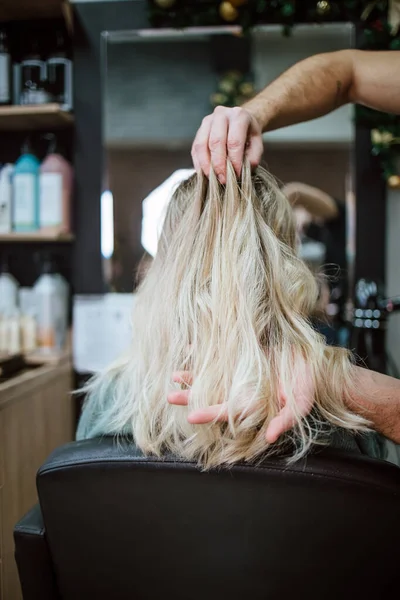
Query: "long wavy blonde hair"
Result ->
[[79, 162, 370, 468]]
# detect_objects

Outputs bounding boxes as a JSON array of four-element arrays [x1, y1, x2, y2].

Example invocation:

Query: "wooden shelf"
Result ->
[[0, 104, 73, 131], [0, 232, 74, 242], [0, 0, 68, 23]]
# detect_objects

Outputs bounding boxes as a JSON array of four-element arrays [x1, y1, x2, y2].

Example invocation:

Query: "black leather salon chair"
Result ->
[[14, 437, 400, 600]]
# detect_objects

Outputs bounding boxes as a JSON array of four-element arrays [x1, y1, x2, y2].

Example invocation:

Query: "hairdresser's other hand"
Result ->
[[167, 364, 314, 444], [191, 106, 264, 184]]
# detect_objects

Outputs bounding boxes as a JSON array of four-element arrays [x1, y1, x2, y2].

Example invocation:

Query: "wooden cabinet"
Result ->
[[0, 359, 74, 600]]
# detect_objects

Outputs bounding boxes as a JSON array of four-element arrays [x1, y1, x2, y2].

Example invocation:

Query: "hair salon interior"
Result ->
[[1, 1, 400, 598]]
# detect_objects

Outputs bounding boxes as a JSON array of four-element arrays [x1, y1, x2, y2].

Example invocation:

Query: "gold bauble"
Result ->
[[154, 0, 176, 8], [371, 129, 382, 145], [381, 131, 395, 144], [219, 79, 236, 94], [230, 0, 248, 6], [239, 82, 254, 96], [316, 1, 331, 16], [225, 70, 242, 82], [211, 93, 229, 106], [219, 2, 239, 22], [388, 174, 400, 189]]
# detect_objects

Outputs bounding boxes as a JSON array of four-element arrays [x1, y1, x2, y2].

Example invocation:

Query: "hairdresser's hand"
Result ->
[[191, 106, 264, 184], [167, 364, 314, 444]]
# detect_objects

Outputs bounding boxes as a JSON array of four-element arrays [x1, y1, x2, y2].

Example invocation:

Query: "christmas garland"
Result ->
[[149, 1, 400, 187]]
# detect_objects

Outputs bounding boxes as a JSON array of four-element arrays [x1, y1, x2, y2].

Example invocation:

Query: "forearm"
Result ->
[[243, 50, 354, 132], [244, 50, 400, 133], [350, 366, 400, 444]]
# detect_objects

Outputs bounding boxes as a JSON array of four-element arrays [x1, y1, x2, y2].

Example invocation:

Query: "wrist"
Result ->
[[242, 100, 269, 133]]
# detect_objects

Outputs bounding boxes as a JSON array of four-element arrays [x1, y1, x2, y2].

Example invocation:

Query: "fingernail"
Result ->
[[218, 174, 224, 184]]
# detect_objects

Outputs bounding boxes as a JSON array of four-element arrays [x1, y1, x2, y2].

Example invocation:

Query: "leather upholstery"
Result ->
[[14, 504, 60, 600], [14, 437, 400, 600]]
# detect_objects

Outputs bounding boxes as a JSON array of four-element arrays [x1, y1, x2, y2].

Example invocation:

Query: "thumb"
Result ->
[[265, 406, 296, 444]]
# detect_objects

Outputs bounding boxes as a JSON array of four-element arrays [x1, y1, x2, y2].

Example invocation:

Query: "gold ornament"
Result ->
[[239, 82, 254, 97], [371, 129, 382, 145], [219, 2, 239, 22], [371, 129, 395, 146], [230, 0, 248, 6], [316, 1, 331, 16], [211, 93, 229, 106], [388, 174, 400, 188], [219, 79, 236, 94], [154, 0, 176, 8]]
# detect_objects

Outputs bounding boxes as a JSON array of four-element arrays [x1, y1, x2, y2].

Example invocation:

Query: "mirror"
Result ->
[[101, 23, 354, 345]]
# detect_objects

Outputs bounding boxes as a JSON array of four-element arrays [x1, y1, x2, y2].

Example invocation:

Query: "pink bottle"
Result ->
[[39, 134, 73, 235]]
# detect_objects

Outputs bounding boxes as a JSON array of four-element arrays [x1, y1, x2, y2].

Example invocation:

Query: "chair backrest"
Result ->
[[36, 437, 400, 600]]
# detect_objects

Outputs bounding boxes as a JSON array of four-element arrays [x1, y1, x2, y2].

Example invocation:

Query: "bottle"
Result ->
[[7, 308, 21, 354], [0, 164, 13, 233], [33, 253, 66, 352], [47, 31, 72, 110], [0, 30, 11, 106], [39, 134, 73, 234], [20, 39, 47, 105], [13, 139, 40, 232], [0, 256, 19, 314]]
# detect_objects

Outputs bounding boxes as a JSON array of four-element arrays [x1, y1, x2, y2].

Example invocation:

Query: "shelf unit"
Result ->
[[0, 232, 74, 243], [0, 104, 73, 131], [0, 0, 71, 25]]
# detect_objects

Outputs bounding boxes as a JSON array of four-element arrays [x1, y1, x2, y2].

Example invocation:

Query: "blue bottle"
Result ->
[[12, 139, 40, 232]]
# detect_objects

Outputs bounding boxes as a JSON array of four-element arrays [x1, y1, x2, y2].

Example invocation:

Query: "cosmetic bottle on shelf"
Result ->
[[0, 30, 11, 106]]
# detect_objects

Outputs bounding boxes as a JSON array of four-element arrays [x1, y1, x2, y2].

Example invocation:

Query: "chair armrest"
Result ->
[[14, 504, 60, 600]]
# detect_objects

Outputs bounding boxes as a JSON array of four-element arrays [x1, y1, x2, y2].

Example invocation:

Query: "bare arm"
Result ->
[[168, 365, 400, 445], [192, 50, 400, 182], [245, 50, 400, 132], [350, 367, 400, 444]]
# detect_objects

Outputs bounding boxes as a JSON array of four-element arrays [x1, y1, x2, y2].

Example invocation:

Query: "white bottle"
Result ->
[[20, 312, 37, 353], [0, 313, 8, 353], [0, 164, 13, 233], [0, 258, 19, 314], [33, 255, 65, 352]]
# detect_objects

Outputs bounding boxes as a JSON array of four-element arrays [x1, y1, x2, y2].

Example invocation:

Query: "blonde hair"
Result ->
[[80, 162, 370, 468]]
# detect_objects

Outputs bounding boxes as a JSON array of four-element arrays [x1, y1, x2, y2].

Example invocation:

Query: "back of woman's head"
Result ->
[[87, 161, 369, 468]]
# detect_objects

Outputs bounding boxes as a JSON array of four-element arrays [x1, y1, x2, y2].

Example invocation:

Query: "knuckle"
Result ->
[[214, 105, 227, 115], [209, 137, 223, 151], [227, 137, 243, 151]]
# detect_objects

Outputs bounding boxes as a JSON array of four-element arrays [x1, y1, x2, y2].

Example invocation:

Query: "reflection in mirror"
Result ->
[[102, 23, 354, 345]]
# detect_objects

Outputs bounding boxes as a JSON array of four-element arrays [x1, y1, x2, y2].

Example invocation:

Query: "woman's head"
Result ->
[[86, 161, 369, 468]]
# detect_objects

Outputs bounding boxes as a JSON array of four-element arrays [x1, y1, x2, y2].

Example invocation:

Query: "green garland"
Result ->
[[148, 0, 400, 184]]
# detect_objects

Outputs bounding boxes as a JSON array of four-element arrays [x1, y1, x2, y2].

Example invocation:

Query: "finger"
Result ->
[[172, 371, 193, 386], [265, 406, 297, 444], [208, 107, 229, 184], [246, 134, 264, 170], [168, 390, 190, 406], [188, 403, 229, 424], [192, 115, 212, 177], [226, 108, 251, 177]]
